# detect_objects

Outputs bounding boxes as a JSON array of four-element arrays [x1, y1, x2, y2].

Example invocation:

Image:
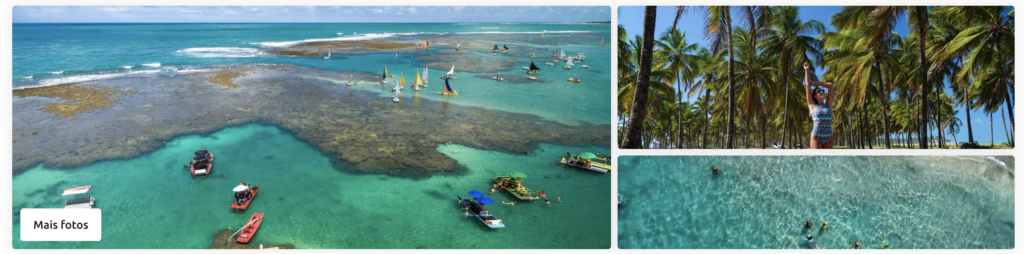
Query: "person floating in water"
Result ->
[[502, 201, 515, 206], [805, 220, 813, 228], [822, 222, 828, 229], [712, 166, 720, 174], [854, 241, 861, 249], [803, 61, 835, 149], [881, 244, 889, 249], [806, 235, 818, 249]]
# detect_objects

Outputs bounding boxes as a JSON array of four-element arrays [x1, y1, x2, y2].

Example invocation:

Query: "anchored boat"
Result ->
[[457, 191, 505, 229], [231, 184, 260, 210], [62, 186, 95, 209], [557, 153, 610, 174], [492, 172, 541, 201], [526, 62, 541, 74], [189, 148, 213, 176], [235, 212, 264, 243]]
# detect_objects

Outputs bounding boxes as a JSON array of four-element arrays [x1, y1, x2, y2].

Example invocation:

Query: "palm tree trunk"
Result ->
[[724, 8, 737, 149], [916, 7, 930, 149], [1004, 92, 1015, 146], [965, 101, 975, 144], [701, 89, 711, 149], [620, 6, 657, 149], [780, 49, 792, 149], [991, 113, 994, 147], [1002, 108, 1011, 147]]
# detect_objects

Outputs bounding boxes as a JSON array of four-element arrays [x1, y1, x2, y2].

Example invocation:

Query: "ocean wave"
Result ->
[[175, 69, 212, 74], [122, 66, 133, 70], [479, 27, 500, 29], [27, 70, 165, 88], [142, 63, 161, 67], [455, 30, 594, 35], [987, 157, 1008, 170], [177, 47, 263, 58], [253, 30, 593, 48], [50, 71, 63, 75], [253, 33, 441, 48], [22, 76, 32, 79]]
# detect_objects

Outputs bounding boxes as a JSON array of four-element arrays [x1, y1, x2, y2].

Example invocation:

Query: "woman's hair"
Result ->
[[812, 87, 825, 105]]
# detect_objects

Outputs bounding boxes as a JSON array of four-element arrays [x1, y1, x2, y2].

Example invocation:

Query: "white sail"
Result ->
[[565, 58, 574, 67], [559, 49, 566, 59], [457, 42, 461, 49], [446, 65, 455, 76], [423, 67, 429, 79]]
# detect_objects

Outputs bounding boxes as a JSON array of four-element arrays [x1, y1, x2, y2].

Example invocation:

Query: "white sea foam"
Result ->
[[177, 47, 263, 58], [253, 30, 592, 48], [142, 63, 162, 67], [122, 66, 133, 70], [175, 69, 212, 74], [455, 30, 594, 35], [253, 33, 412, 48], [50, 71, 64, 75], [28, 69, 164, 87], [23, 76, 32, 79], [986, 157, 1008, 170], [479, 27, 500, 29]]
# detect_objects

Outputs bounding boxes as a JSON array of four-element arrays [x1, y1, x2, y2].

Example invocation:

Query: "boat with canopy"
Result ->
[[557, 153, 610, 174], [63, 186, 95, 209], [492, 172, 541, 200], [457, 191, 505, 229]]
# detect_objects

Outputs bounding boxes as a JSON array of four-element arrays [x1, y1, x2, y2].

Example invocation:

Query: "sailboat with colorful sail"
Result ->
[[414, 70, 422, 91], [385, 63, 394, 78], [346, 73, 355, 86], [380, 65, 388, 84], [492, 44, 499, 53], [527, 62, 541, 74], [438, 78, 458, 96], [442, 65, 456, 80], [600, 38, 605, 44], [456, 42, 462, 52], [400, 73, 406, 90], [502, 44, 509, 53]]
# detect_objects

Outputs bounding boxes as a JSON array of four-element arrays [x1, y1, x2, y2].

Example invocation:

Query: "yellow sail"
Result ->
[[384, 64, 389, 75], [415, 70, 422, 87], [600, 38, 604, 44], [400, 73, 406, 87]]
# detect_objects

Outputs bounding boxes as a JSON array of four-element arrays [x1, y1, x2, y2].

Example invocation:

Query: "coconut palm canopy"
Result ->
[[618, 6, 1014, 149]]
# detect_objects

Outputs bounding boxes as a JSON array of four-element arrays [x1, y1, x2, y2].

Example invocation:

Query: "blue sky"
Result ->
[[13, 6, 610, 23], [618, 6, 1012, 144]]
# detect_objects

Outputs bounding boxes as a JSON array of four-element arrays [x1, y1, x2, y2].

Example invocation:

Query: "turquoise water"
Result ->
[[13, 23, 611, 125], [618, 156, 1014, 249], [13, 123, 611, 249]]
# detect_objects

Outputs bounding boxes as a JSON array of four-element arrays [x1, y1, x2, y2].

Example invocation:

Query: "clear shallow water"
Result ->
[[13, 123, 611, 249], [14, 23, 611, 126], [618, 156, 1014, 249]]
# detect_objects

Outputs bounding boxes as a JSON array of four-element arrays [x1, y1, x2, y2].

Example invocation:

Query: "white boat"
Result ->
[[63, 186, 96, 209], [422, 67, 429, 87], [442, 65, 457, 80], [582, 65, 590, 69], [458, 195, 505, 229], [564, 58, 574, 69], [395, 52, 399, 60], [521, 67, 530, 70], [324, 51, 331, 60]]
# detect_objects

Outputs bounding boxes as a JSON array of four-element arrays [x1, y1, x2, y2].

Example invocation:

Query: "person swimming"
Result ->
[[822, 222, 828, 229], [806, 235, 818, 249], [805, 220, 813, 228]]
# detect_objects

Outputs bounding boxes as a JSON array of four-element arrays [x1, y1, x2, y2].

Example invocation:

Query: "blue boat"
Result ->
[[457, 191, 505, 229]]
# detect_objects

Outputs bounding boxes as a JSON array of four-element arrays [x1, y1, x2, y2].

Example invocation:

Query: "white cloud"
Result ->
[[100, 7, 127, 12], [372, 8, 383, 14]]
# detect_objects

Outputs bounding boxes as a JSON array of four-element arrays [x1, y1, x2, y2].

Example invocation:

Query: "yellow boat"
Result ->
[[492, 175, 540, 201], [557, 154, 610, 174], [438, 78, 458, 96]]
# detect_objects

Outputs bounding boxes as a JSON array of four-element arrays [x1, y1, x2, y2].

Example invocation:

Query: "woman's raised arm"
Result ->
[[804, 61, 813, 106]]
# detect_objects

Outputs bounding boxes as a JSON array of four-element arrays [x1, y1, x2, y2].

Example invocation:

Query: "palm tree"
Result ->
[[655, 30, 700, 148], [621, 6, 659, 149], [761, 6, 825, 148], [933, 6, 1014, 146]]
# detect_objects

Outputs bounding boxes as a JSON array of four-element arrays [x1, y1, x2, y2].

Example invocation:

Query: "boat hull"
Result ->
[[491, 177, 541, 200], [191, 153, 213, 176], [558, 159, 609, 174], [230, 185, 260, 210], [236, 212, 264, 243]]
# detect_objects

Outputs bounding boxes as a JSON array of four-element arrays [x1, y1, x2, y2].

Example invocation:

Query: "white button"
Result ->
[[20, 209, 101, 241]]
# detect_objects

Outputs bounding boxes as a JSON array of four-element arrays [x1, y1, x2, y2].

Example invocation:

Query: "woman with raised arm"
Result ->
[[804, 61, 834, 149]]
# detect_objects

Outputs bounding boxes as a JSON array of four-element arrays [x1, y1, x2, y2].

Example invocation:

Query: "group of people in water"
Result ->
[[803, 220, 887, 249]]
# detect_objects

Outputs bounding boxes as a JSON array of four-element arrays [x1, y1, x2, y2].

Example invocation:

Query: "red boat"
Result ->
[[230, 185, 260, 210], [236, 212, 264, 243], [190, 150, 213, 176]]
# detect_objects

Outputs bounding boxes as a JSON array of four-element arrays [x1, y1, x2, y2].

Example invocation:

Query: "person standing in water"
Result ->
[[804, 61, 835, 149]]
